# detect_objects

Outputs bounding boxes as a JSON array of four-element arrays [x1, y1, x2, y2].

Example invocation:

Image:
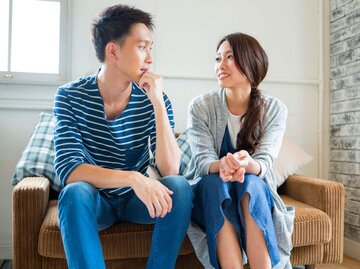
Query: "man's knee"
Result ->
[[161, 176, 193, 209], [59, 181, 98, 206]]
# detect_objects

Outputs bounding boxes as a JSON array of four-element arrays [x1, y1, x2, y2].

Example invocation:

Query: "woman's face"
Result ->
[[214, 41, 250, 89]]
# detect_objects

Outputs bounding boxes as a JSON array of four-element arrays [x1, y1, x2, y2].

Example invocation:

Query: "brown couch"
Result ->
[[12, 174, 344, 269]]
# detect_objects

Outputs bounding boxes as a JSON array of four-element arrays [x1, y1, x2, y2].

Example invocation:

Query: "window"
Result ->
[[0, 0, 68, 84]]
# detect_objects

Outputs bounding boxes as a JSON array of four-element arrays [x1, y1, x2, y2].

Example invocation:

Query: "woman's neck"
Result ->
[[225, 86, 251, 116]]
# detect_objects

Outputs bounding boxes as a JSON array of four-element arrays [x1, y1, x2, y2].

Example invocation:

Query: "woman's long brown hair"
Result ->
[[217, 33, 268, 154]]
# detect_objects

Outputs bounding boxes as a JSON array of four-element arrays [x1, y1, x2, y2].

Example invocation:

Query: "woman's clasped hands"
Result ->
[[219, 150, 251, 182]]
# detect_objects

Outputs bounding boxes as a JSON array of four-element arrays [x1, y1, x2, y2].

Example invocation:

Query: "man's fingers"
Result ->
[[146, 202, 155, 218], [158, 195, 170, 217], [163, 192, 173, 213], [152, 198, 163, 218]]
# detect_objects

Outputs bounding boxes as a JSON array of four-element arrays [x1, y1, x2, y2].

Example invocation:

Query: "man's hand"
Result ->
[[138, 71, 164, 106], [131, 172, 173, 218]]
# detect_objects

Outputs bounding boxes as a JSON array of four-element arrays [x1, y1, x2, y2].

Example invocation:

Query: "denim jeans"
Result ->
[[58, 175, 193, 269]]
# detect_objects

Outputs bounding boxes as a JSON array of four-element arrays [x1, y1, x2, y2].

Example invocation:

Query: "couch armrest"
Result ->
[[279, 174, 344, 264], [12, 177, 50, 269]]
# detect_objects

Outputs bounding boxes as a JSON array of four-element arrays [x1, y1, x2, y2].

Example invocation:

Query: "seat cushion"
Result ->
[[281, 195, 332, 247], [38, 200, 195, 259]]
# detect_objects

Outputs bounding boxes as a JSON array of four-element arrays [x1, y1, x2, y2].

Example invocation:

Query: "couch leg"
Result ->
[[305, 265, 316, 269]]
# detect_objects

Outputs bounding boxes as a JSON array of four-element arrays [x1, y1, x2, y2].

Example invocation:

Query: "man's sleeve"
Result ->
[[53, 87, 90, 186]]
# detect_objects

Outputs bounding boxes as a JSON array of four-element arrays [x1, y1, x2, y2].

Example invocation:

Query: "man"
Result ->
[[53, 4, 192, 269]]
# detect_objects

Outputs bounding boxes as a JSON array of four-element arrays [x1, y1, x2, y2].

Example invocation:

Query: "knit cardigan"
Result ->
[[186, 89, 295, 269]]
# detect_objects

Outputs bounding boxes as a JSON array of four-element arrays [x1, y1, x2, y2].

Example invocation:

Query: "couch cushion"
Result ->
[[281, 195, 331, 247], [38, 200, 195, 259]]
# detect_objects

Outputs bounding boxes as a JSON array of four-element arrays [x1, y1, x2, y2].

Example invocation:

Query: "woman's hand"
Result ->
[[219, 151, 251, 183], [235, 150, 261, 176], [219, 155, 235, 182]]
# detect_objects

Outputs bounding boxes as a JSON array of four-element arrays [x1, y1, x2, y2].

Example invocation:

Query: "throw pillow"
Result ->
[[12, 112, 62, 191], [176, 130, 195, 179], [146, 130, 195, 180], [274, 137, 313, 187]]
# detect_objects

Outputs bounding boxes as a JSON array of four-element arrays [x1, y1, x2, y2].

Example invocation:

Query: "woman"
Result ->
[[187, 33, 294, 269]]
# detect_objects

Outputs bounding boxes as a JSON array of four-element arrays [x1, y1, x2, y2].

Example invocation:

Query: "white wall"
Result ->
[[0, 0, 327, 259]]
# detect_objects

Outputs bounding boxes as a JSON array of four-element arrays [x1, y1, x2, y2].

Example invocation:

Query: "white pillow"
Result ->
[[274, 137, 313, 187]]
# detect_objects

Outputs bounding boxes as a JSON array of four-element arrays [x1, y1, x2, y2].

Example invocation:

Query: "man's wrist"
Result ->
[[152, 99, 166, 112], [129, 171, 142, 188]]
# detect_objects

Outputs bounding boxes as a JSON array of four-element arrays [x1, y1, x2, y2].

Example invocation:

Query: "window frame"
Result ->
[[0, 0, 69, 85]]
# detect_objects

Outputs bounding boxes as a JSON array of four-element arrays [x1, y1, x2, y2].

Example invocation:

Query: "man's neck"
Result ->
[[97, 65, 132, 105]]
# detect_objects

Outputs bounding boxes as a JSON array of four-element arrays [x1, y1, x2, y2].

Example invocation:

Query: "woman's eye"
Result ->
[[215, 57, 221, 62], [227, 55, 233, 60]]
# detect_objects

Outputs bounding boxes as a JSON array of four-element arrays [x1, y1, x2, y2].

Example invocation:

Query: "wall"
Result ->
[[329, 0, 360, 260], [0, 0, 326, 259]]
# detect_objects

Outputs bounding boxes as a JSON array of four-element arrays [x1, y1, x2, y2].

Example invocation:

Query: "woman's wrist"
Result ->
[[246, 158, 261, 176], [209, 160, 221, 174]]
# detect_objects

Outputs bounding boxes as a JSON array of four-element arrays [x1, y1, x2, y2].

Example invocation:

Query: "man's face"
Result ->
[[114, 23, 153, 83]]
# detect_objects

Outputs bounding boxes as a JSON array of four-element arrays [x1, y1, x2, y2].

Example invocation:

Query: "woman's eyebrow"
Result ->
[[216, 50, 233, 55]]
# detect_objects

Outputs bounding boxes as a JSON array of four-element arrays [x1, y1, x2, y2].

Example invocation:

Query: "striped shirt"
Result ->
[[53, 75, 175, 196]]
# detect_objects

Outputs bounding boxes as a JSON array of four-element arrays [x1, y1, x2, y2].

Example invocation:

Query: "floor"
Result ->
[[316, 255, 360, 269], [292, 256, 360, 269], [1, 256, 359, 268]]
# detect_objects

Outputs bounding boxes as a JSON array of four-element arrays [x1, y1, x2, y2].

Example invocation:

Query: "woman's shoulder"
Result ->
[[262, 93, 288, 115], [190, 89, 223, 108]]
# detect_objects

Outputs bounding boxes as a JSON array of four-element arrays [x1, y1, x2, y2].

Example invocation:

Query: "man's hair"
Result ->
[[91, 4, 154, 63]]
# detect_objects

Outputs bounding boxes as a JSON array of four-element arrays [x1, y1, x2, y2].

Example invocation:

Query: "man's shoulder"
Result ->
[[58, 75, 98, 96]]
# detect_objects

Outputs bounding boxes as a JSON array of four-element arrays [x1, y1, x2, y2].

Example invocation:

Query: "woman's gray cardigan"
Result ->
[[186, 89, 295, 269]]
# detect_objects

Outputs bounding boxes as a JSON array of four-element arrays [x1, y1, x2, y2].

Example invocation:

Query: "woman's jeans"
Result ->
[[58, 175, 193, 269]]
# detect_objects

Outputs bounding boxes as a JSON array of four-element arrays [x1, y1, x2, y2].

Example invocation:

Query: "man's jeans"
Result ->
[[58, 176, 193, 269]]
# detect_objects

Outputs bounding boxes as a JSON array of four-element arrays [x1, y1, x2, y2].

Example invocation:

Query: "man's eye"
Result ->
[[139, 46, 146, 50]]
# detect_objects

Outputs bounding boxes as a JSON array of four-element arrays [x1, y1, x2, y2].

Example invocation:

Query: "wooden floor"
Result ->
[[316, 255, 360, 269], [1, 256, 359, 269]]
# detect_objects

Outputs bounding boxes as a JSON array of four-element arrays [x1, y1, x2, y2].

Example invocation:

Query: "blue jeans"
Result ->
[[58, 176, 193, 269]]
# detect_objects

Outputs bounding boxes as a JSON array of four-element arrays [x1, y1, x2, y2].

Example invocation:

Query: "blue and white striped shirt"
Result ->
[[53, 75, 175, 196]]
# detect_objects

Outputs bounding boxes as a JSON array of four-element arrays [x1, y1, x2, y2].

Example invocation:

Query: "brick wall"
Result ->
[[330, 0, 360, 243]]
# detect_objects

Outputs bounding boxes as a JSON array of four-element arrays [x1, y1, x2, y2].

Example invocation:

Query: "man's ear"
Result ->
[[105, 42, 119, 61]]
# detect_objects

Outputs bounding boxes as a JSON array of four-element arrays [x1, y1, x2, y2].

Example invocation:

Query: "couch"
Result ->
[[12, 173, 344, 269]]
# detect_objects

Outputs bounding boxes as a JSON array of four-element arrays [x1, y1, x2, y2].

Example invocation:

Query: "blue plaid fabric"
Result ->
[[177, 130, 195, 180], [12, 113, 195, 192], [12, 112, 63, 191]]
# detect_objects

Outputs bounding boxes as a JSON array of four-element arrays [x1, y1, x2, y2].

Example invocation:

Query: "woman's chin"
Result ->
[[217, 81, 228, 88]]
